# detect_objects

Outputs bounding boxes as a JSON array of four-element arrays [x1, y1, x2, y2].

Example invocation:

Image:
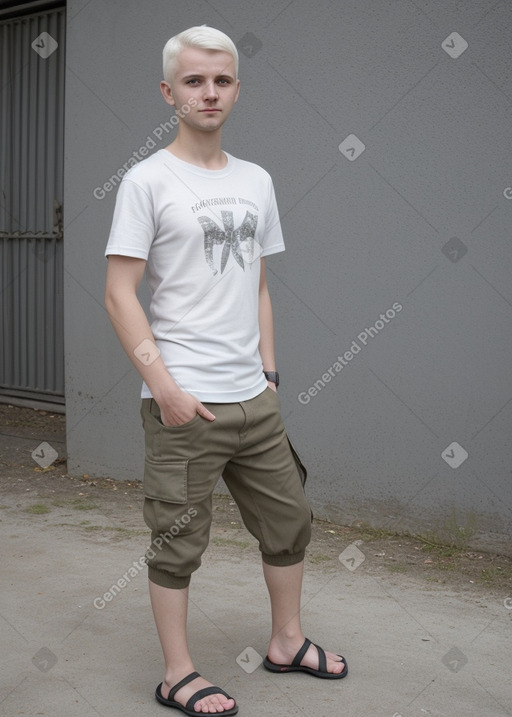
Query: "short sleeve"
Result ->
[[105, 179, 155, 259], [261, 176, 285, 257]]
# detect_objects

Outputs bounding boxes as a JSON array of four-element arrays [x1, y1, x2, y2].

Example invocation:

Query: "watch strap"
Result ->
[[264, 371, 279, 387]]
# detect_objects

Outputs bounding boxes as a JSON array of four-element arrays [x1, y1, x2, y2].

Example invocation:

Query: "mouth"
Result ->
[[199, 108, 221, 112]]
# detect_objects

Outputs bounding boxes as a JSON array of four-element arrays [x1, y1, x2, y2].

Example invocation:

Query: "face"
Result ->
[[161, 46, 240, 132]]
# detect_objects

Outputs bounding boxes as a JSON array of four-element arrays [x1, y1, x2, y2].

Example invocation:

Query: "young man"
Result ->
[[105, 26, 347, 716]]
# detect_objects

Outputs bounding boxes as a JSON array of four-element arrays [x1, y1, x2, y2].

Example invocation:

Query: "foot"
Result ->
[[267, 635, 346, 675], [160, 671, 236, 714]]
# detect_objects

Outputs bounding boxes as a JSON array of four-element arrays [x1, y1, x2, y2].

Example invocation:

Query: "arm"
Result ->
[[258, 257, 277, 391], [104, 255, 215, 425]]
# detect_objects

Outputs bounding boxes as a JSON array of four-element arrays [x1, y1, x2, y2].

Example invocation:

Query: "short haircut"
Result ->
[[163, 26, 239, 83]]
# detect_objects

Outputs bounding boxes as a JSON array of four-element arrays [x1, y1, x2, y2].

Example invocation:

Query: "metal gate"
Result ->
[[0, 4, 65, 405]]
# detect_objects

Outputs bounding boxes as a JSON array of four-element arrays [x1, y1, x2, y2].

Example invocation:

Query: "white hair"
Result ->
[[163, 25, 239, 83]]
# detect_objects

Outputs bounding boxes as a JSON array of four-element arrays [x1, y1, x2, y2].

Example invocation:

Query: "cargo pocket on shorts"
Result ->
[[143, 458, 189, 505]]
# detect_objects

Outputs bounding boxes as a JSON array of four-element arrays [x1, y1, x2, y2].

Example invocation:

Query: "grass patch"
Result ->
[[308, 554, 332, 564], [416, 538, 467, 559], [436, 561, 458, 572], [71, 499, 96, 510], [52, 522, 146, 537], [83, 525, 147, 536], [480, 565, 511, 583], [80, 523, 141, 535], [25, 503, 50, 514], [339, 521, 405, 543], [52, 498, 96, 510], [358, 527, 402, 542]]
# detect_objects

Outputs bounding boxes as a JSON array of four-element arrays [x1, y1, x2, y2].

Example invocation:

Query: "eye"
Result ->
[[186, 78, 200, 85], [217, 78, 231, 85]]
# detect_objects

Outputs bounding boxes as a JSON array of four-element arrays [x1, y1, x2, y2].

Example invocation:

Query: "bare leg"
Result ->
[[149, 579, 236, 713], [262, 560, 345, 674]]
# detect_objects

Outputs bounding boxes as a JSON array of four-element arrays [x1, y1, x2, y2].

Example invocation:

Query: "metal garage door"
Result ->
[[0, 3, 65, 406]]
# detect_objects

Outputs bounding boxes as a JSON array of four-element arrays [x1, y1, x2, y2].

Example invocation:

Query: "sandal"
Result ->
[[263, 637, 348, 679], [155, 671, 238, 715]]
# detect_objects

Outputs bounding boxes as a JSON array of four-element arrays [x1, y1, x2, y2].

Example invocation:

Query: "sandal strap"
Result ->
[[186, 685, 230, 711], [291, 638, 327, 673], [314, 642, 327, 673], [291, 637, 312, 667], [168, 671, 201, 701]]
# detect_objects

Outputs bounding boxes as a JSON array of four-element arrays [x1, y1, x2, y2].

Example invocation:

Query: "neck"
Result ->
[[165, 124, 226, 169]]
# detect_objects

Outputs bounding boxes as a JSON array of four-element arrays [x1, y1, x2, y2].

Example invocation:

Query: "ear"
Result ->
[[160, 80, 176, 107], [234, 78, 241, 104]]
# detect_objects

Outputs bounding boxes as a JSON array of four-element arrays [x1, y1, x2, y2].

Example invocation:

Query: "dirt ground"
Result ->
[[1, 403, 511, 600]]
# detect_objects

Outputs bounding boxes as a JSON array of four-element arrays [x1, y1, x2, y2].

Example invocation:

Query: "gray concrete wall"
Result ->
[[64, 0, 512, 550]]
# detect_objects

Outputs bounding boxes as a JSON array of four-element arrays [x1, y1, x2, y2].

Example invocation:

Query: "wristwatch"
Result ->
[[263, 371, 279, 388]]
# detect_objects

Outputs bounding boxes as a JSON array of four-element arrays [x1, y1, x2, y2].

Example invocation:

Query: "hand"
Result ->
[[267, 381, 277, 392], [157, 390, 216, 427]]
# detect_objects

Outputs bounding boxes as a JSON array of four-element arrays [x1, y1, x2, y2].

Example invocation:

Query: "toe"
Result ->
[[193, 694, 235, 713], [315, 648, 345, 674]]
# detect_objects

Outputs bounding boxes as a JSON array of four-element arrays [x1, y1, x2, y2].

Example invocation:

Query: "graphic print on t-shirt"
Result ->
[[197, 209, 261, 275]]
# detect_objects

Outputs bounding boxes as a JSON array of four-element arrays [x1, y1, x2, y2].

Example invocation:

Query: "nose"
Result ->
[[203, 80, 219, 102]]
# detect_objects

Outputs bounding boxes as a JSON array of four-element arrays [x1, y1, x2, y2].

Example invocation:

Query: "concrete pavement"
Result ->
[[1, 483, 511, 717]]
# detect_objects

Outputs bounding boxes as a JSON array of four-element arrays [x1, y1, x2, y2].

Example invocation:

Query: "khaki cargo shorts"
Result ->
[[140, 387, 312, 589]]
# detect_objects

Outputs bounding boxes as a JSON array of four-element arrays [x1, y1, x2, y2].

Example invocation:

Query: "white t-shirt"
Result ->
[[105, 149, 285, 402]]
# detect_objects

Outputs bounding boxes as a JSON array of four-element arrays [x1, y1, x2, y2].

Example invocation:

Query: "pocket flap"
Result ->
[[143, 459, 188, 504]]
